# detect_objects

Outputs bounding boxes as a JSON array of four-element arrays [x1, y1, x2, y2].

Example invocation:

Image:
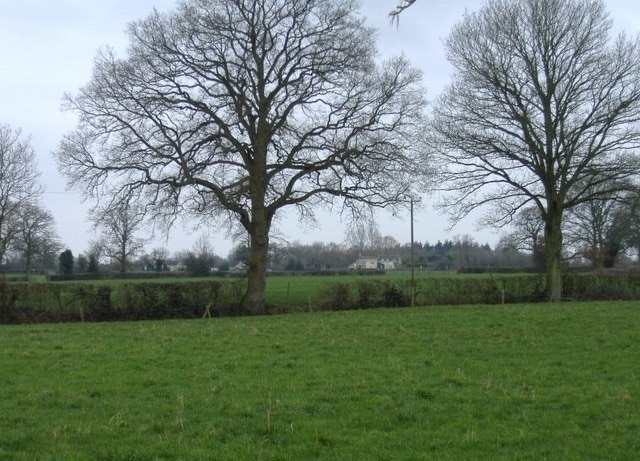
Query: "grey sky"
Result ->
[[1, 0, 638, 257]]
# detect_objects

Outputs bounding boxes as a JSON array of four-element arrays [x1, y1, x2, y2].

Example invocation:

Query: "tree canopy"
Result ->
[[429, 0, 640, 299], [55, 0, 426, 314]]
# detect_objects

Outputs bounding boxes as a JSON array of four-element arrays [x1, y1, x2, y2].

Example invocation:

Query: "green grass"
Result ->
[[265, 273, 371, 307], [1, 301, 639, 460]]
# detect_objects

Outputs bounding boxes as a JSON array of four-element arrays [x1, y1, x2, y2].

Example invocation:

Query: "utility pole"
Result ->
[[411, 197, 416, 307]]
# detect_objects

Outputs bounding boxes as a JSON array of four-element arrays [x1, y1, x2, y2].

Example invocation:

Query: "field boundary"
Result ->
[[2, 272, 640, 323]]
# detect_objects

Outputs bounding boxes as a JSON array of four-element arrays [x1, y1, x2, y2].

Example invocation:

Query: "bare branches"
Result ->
[[389, 0, 417, 25], [431, 0, 640, 224], [89, 198, 148, 273], [55, 0, 427, 313], [0, 124, 43, 264], [430, 0, 640, 298], [56, 0, 426, 225], [12, 202, 60, 277]]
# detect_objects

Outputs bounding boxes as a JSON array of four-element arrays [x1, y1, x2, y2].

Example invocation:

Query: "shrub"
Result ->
[[382, 282, 407, 307], [70, 285, 115, 322], [318, 280, 411, 310], [319, 282, 353, 311], [562, 274, 640, 301], [356, 280, 379, 309]]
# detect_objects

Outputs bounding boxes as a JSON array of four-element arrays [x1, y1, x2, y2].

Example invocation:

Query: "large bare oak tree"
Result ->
[[55, 0, 426, 314], [429, 0, 640, 300]]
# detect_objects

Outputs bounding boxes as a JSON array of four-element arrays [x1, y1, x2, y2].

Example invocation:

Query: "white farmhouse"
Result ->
[[379, 255, 402, 270], [348, 257, 379, 270]]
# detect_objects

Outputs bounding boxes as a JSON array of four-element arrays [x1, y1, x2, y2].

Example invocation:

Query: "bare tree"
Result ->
[[86, 239, 105, 273], [563, 182, 628, 269], [149, 247, 169, 272], [91, 199, 147, 273], [379, 234, 400, 254], [501, 207, 544, 254], [183, 235, 220, 276], [429, 0, 640, 300], [0, 125, 43, 269], [344, 213, 383, 254], [33, 233, 63, 275], [55, 0, 426, 314], [12, 202, 61, 279], [602, 187, 640, 264], [497, 206, 545, 269]]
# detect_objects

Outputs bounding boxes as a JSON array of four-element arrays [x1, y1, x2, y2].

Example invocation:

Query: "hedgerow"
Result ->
[[2, 273, 640, 323], [0, 280, 240, 323]]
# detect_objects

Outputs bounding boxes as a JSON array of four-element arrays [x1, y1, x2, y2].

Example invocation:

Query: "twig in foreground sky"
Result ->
[[389, 0, 417, 25]]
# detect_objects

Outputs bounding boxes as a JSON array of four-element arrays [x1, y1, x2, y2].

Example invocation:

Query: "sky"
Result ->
[[1, 0, 639, 258]]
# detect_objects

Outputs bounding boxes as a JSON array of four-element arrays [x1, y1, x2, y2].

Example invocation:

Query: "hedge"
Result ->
[[317, 274, 640, 310], [2, 273, 640, 324], [0, 280, 245, 324]]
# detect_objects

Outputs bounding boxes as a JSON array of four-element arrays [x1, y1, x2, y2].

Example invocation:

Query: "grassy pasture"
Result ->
[[1, 301, 639, 460]]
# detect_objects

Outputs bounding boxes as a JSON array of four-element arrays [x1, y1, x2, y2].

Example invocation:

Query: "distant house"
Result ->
[[231, 262, 247, 272], [349, 257, 378, 270], [379, 255, 402, 270], [349, 255, 402, 270]]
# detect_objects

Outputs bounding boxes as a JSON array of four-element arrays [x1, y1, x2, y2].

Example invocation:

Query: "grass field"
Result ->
[[1, 301, 639, 460]]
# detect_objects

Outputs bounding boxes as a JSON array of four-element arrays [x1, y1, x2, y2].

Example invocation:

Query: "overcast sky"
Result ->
[[1, 0, 639, 258]]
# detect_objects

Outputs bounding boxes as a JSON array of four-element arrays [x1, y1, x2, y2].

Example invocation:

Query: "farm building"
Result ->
[[349, 255, 402, 270], [348, 257, 379, 270], [379, 255, 402, 270]]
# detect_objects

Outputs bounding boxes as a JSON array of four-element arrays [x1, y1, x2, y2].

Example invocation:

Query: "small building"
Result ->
[[349, 257, 378, 270], [231, 262, 247, 272], [379, 255, 402, 270]]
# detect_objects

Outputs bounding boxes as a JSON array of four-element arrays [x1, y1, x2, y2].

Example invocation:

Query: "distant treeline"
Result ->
[[235, 238, 533, 273]]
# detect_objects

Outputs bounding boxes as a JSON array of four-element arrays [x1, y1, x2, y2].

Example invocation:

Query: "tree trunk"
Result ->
[[120, 241, 127, 273], [239, 215, 270, 316], [26, 253, 32, 281], [544, 205, 563, 301]]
